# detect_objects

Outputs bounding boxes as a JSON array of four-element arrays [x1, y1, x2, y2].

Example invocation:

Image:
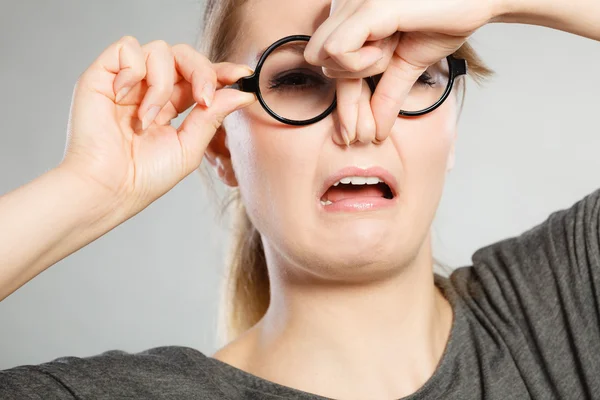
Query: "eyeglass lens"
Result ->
[[257, 40, 452, 123]]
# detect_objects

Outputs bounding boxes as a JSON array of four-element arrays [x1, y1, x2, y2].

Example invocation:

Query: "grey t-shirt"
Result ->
[[2, 189, 599, 399]]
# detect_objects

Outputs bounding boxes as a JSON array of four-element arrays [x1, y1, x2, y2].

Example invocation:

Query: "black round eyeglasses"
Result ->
[[231, 35, 467, 126]]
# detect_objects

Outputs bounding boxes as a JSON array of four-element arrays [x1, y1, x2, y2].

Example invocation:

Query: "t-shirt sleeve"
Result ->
[[0, 346, 223, 399], [451, 188, 600, 388], [0, 364, 76, 399]]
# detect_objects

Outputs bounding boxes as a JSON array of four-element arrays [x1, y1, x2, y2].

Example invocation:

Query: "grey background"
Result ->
[[0, 1, 598, 370]]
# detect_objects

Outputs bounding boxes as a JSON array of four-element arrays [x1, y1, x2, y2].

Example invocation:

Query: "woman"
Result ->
[[1, 0, 599, 398]]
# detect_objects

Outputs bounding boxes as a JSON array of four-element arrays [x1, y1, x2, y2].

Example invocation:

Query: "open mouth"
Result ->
[[320, 176, 395, 206]]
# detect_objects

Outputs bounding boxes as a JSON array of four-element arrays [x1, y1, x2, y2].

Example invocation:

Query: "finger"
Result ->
[[335, 78, 362, 145], [110, 37, 147, 104], [356, 84, 377, 144], [154, 100, 179, 126], [151, 60, 255, 129], [172, 43, 217, 109], [177, 88, 256, 173], [170, 80, 194, 114], [371, 51, 425, 141], [304, 0, 363, 66], [325, 45, 384, 73], [80, 36, 146, 103], [173, 43, 254, 106], [168, 62, 254, 115], [321, 2, 400, 68], [139, 40, 176, 130], [321, 33, 400, 78], [213, 62, 255, 88]]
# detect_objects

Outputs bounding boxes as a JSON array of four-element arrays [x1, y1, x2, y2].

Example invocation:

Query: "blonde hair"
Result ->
[[199, 0, 493, 343]]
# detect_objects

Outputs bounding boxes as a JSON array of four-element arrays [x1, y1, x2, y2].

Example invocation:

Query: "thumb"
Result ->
[[371, 33, 463, 140], [370, 52, 424, 141], [177, 88, 255, 172]]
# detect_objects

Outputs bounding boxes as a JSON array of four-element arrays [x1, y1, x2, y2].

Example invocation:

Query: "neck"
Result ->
[[214, 236, 453, 400]]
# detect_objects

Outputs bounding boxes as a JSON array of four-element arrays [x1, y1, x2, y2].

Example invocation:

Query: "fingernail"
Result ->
[[341, 127, 351, 147], [142, 106, 161, 130], [115, 86, 132, 103], [202, 82, 214, 107]]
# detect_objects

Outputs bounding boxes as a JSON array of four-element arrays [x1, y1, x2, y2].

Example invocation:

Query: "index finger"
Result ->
[[172, 44, 254, 107], [172, 44, 217, 107]]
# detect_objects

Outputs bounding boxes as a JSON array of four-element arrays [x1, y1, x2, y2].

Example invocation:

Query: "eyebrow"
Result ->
[[254, 42, 307, 65]]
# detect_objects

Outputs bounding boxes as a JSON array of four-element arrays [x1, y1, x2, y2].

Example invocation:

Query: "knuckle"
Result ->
[[132, 65, 147, 80], [119, 35, 140, 47], [374, 88, 400, 108], [143, 40, 173, 60], [128, 60, 147, 80], [212, 110, 227, 129], [146, 75, 172, 94], [153, 81, 173, 95], [150, 39, 171, 50], [388, 62, 422, 83], [324, 40, 342, 57], [361, 0, 377, 13], [173, 43, 195, 54], [192, 106, 223, 133]]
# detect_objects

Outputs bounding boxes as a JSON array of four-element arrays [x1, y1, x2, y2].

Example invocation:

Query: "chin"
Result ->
[[307, 250, 409, 283], [281, 224, 415, 283]]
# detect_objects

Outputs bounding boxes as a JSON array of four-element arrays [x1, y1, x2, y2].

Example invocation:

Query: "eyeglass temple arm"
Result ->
[[449, 56, 467, 77], [231, 74, 259, 93]]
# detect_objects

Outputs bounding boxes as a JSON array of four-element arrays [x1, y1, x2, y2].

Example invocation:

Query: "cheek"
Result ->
[[393, 100, 457, 214], [223, 109, 322, 234]]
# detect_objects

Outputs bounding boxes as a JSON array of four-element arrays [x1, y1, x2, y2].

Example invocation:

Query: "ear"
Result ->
[[204, 125, 238, 187]]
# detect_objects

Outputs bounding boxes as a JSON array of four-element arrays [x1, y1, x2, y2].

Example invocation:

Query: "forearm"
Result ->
[[496, 0, 600, 41], [0, 166, 125, 301]]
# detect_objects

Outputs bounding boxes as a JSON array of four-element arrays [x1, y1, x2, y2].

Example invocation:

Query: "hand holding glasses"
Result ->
[[231, 35, 467, 126]]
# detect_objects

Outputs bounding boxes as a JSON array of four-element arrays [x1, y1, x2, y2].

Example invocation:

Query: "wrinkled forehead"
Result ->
[[235, 0, 331, 67]]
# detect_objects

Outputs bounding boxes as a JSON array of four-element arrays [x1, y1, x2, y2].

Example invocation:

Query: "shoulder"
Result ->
[[83, 345, 210, 369], [437, 189, 600, 398], [443, 187, 600, 359], [1, 346, 229, 399], [472, 187, 600, 261], [46, 345, 208, 370], [48, 345, 219, 383]]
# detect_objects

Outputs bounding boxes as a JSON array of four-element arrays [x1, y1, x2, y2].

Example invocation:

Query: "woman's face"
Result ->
[[218, 0, 458, 281]]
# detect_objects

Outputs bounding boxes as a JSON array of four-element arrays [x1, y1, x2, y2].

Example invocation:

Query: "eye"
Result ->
[[371, 71, 437, 87], [268, 69, 329, 92], [417, 72, 436, 87]]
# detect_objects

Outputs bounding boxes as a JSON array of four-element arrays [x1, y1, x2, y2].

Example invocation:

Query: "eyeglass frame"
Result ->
[[231, 34, 467, 126]]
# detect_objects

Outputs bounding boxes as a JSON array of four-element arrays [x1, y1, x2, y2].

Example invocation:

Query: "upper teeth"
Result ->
[[333, 176, 383, 186]]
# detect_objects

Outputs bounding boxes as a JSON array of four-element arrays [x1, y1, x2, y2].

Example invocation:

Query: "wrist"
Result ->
[[52, 163, 129, 228], [488, 0, 521, 23]]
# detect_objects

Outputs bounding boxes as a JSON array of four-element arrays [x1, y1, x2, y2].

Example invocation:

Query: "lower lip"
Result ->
[[319, 196, 397, 212]]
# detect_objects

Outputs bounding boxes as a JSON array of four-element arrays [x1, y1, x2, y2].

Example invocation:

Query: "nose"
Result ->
[[332, 77, 380, 146]]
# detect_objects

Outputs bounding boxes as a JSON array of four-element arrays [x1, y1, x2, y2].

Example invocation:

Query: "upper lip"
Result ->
[[319, 166, 399, 199]]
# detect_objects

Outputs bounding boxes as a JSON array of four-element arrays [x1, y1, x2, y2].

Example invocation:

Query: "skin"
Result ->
[[210, 1, 458, 398], [210, 0, 600, 398], [0, 0, 598, 398]]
